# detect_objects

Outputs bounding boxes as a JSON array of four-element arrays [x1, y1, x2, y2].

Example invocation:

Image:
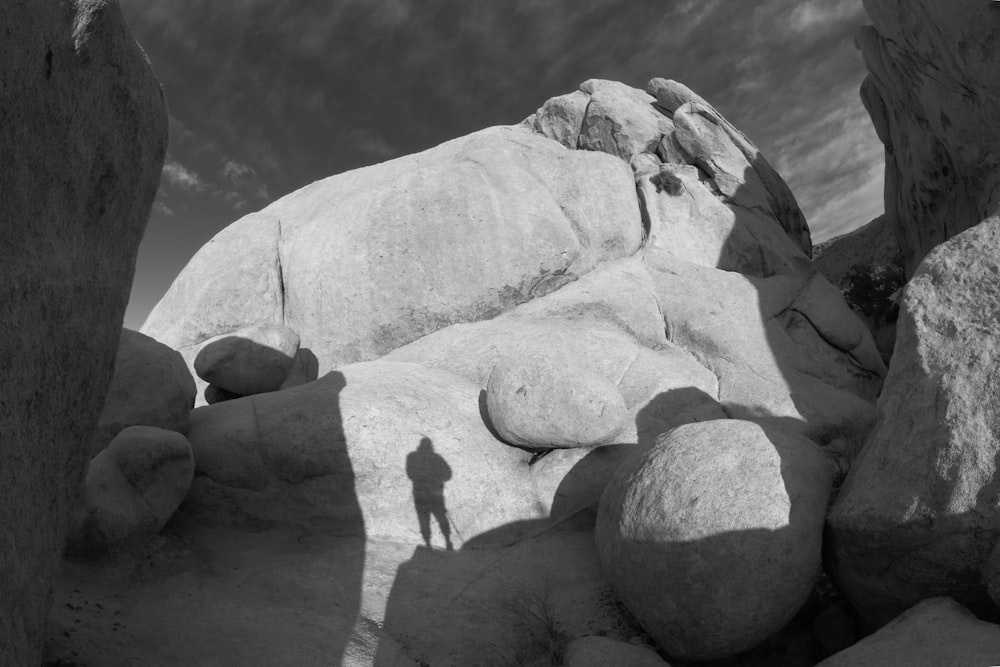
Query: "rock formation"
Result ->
[[828, 217, 1000, 626], [71, 75, 890, 665], [0, 2, 167, 664], [857, 0, 1000, 274], [142, 127, 643, 388]]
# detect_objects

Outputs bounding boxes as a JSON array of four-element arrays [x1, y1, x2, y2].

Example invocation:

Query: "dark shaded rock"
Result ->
[[94, 329, 196, 456], [0, 2, 167, 663], [857, 2, 1000, 274]]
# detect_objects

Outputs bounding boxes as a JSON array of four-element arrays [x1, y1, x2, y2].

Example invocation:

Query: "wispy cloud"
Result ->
[[161, 158, 207, 193]]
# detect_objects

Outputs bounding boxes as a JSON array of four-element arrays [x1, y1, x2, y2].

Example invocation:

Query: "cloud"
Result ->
[[788, 1, 865, 35], [120, 0, 888, 330], [161, 158, 207, 193]]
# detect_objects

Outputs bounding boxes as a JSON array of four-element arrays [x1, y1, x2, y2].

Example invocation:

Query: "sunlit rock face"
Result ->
[[858, 0, 1000, 274], [142, 126, 643, 391], [828, 218, 1000, 627], [0, 1, 167, 664]]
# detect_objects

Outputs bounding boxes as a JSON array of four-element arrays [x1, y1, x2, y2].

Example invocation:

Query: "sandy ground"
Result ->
[[45, 508, 648, 666]]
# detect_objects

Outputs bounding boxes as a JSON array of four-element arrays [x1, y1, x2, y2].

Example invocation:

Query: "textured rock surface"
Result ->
[[646, 252, 885, 431], [635, 161, 811, 278], [68, 426, 194, 554], [828, 218, 1000, 626], [0, 2, 167, 664], [385, 315, 724, 445], [143, 126, 642, 379], [525, 78, 812, 265], [563, 636, 670, 667], [596, 420, 833, 660], [816, 597, 1000, 667], [194, 322, 300, 396], [646, 77, 812, 256], [486, 355, 629, 449], [185, 361, 550, 544], [94, 329, 196, 457], [857, 2, 1000, 274]]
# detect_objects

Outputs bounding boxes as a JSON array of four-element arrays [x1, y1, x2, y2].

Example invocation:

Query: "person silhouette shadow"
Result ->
[[406, 437, 453, 550]]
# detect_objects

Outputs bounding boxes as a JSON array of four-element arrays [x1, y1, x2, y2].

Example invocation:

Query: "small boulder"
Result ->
[[194, 322, 300, 395], [816, 597, 1000, 667], [68, 426, 194, 554], [577, 79, 673, 162], [94, 329, 196, 456], [563, 636, 669, 667], [486, 356, 628, 449], [596, 420, 833, 660]]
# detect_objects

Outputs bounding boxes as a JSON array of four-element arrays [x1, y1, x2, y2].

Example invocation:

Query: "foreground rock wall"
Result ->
[[0, 2, 167, 663], [858, 0, 1000, 274], [829, 217, 1000, 626]]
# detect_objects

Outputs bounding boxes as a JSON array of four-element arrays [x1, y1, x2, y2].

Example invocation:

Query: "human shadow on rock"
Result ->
[[180, 371, 365, 666], [406, 437, 454, 550]]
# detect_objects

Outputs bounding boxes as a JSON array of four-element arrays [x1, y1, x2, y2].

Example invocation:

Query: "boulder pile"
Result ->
[[22, 2, 1000, 658], [126, 75, 896, 664]]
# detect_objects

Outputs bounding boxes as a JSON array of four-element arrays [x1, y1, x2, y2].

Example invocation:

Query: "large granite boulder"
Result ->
[[142, 125, 643, 380], [0, 2, 167, 664], [595, 420, 833, 660], [827, 217, 1000, 626], [94, 329, 196, 457], [184, 361, 551, 545], [817, 597, 1000, 667], [857, 1, 1000, 274]]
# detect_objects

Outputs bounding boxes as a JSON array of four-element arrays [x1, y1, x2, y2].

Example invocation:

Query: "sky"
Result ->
[[118, 0, 885, 330]]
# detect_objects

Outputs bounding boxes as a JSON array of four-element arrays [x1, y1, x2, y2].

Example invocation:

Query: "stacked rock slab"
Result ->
[[523, 79, 884, 433], [858, 0, 1000, 274], [0, 2, 167, 664], [828, 217, 1000, 626]]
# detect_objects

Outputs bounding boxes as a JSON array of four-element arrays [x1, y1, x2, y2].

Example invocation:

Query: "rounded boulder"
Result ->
[[486, 355, 628, 448], [193, 322, 300, 395], [595, 419, 833, 660], [68, 426, 194, 554], [94, 329, 196, 457]]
